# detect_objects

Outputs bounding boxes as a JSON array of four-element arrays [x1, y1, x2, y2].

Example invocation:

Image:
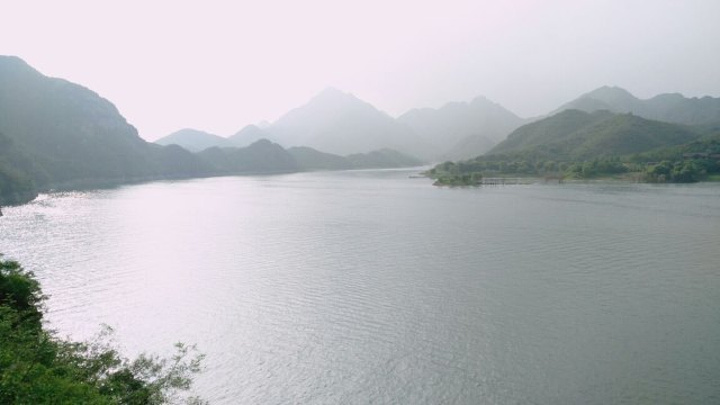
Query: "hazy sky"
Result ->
[[2, 0, 719, 140]]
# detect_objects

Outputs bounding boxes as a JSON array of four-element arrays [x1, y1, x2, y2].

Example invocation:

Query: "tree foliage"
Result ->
[[427, 130, 720, 186], [0, 256, 206, 404]]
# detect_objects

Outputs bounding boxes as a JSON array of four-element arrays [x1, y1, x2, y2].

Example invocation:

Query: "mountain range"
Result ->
[[157, 88, 434, 158], [157, 85, 720, 164], [3, 54, 720, 205], [397, 96, 526, 160], [266, 87, 430, 158], [155, 89, 529, 160], [0, 56, 424, 206], [555, 86, 720, 128]]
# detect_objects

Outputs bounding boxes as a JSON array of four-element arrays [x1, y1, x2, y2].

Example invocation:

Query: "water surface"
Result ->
[[1, 170, 719, 404]]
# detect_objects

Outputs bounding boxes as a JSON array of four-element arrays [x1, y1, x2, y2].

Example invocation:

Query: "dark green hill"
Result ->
[[197, 139, 299, 174], [490, 110, 610, 157], [287, 146, 353, 171], [488, 110, 702, 161], [346, 149, 424, 169], [0, 55, 210, 203], [631, 131, 720, 162], [0, 132, 38, 205]]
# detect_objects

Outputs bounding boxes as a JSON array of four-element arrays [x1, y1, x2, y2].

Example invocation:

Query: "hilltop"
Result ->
[[0, 55, 210, 204], [428, 109, 717, 186], [557, 86, 720, 128], [264, 87, 429, 158], [487, 109, 702, 160], [230, 124, 274, 147], [155, 128, 235, 152]]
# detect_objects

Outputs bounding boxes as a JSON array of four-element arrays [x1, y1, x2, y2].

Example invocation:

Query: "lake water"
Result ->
[[1, 169, 719, 404]]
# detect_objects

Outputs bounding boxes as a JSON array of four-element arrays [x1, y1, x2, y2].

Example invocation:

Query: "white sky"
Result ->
[[2, 0, 719, 140]]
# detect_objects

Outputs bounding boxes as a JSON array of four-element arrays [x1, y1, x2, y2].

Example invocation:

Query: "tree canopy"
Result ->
[[0, 256, 205, 404]]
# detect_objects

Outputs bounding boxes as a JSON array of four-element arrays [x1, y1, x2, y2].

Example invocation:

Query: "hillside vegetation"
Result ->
[[489, 110, 701, 160], [0, 256, 205, 404], [429, 110, 717, 186], [0, 56, 211, 204]]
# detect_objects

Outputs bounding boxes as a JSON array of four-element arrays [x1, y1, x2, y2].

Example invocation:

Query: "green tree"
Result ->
[[0, 256, 206, 404]]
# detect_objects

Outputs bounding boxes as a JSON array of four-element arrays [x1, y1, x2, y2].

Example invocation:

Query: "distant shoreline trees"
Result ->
[[427, 154, 720, 186]]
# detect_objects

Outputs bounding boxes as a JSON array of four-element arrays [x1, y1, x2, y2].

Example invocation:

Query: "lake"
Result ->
[[1, 169, 719, 404]]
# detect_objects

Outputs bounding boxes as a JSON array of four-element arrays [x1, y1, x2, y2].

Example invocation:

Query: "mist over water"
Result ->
[[1, 169, 719, 404]]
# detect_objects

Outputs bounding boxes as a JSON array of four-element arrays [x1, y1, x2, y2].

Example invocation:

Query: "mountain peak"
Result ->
[[229, 124, 272, 147], [267, 86, 426, 156], [470, 95, 506, 109], [0, 55, 31, 68], [470, 95, 491, 104], [318, 86, 345, 95], [235, 124, 261, 134], [0, 55, 42, 79], [309, 87, 358, 104], [556, 86, 720, 126], [555, 86, 639, 116], [155, 128, 232, 152], [582, 86, 637, 102]]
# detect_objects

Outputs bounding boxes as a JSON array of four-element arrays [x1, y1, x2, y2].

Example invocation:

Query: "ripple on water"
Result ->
[[1, 173, 719, 404]]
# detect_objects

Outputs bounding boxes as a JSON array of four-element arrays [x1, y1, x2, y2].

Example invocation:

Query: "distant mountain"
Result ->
[[265, 87, 430, 158], [197, 139, 298, 173], [488, 109, 702, 160], [0, 56, 453, 207], [444, 133, 497, 161], [229, 124, 274, 147], [287, 146, 353, 171], [155, 128, 233, 152], [0, 55, 210, 203], [398, 96, 526, 160], [557, 86, 720, 127], [346, 149, 424, 169]]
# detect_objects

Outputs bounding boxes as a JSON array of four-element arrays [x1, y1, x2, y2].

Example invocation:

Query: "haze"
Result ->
[[2, 0, 719, 141]]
